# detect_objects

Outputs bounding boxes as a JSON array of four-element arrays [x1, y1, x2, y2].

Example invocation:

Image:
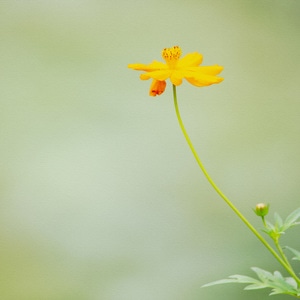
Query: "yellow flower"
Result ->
[[128, 46, 224, 96]]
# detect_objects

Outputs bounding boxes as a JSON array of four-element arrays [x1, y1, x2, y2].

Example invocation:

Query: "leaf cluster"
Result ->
[[203, 208, 300, 298], [203, 267, 300, 297], [263, 208, 300, 241]]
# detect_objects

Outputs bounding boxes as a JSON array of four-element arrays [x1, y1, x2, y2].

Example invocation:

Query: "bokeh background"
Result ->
[[1, 0, 300, 299]]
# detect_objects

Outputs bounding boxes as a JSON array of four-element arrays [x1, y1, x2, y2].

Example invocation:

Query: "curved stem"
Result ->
[[172, 85, 300, 285]]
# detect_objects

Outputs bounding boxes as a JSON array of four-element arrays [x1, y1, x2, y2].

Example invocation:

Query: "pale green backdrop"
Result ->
[[1, 1, 300, 299]]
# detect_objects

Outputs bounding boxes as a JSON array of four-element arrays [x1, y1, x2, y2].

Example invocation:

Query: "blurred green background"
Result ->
[[1, 0, 300, 299]]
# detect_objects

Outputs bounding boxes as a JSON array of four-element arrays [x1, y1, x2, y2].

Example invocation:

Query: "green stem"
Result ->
[[275, 239, 293, 270], [172, 85, 300, 285]]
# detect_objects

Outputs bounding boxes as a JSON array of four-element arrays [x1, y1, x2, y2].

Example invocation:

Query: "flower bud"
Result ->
[[254, 203, 269, 217]]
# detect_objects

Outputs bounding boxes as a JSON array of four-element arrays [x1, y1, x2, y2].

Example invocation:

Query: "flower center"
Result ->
[[162, 46, 181, 67]]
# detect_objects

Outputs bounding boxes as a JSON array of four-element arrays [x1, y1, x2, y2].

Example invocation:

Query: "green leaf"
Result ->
[[282, 208, 300, 231], [251, 267, 273, 281], [274, 212, 283, 229], [265, 220, 275, 231], [202, 274, 261, 288], [285, 246, 300, 261]]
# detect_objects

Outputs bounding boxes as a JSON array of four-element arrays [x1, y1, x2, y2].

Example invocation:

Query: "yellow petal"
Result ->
[[177, 52, 203, 68], [170, 70, 183, 86], [185, 72, 224, 87], [197, 65, 224, 75], [140, 70, 172, 81], [128, 61, 166, 72]]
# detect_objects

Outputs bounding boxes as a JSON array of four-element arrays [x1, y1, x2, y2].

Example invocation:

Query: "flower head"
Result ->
[[254, 203, 270, 217], [128, 46, 224, 96]]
